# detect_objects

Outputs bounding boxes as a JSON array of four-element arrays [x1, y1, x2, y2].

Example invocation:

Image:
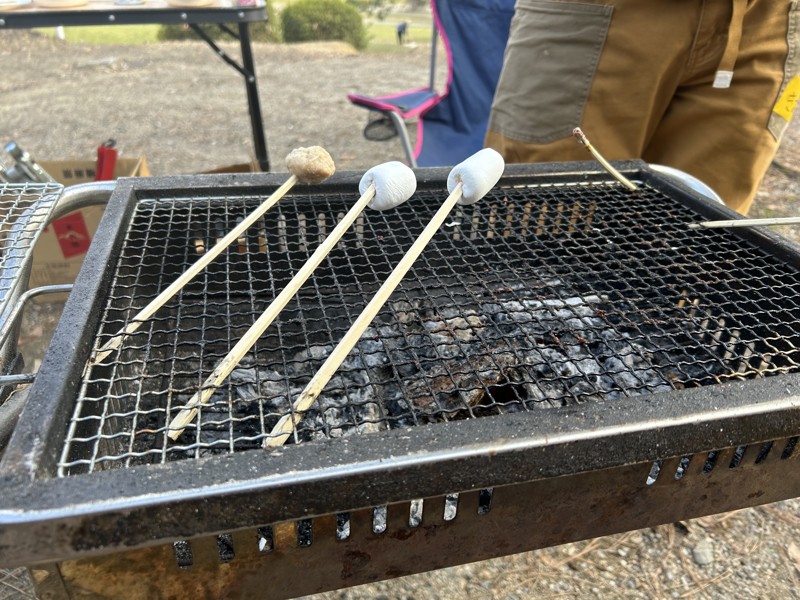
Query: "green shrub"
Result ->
[[281, 0, 368, 50], [158, 4, 280, 43]]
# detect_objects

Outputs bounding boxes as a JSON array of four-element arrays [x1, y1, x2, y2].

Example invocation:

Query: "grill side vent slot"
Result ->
[[297, 519, 313, 547], [216, 534, 234, 562], [443, 494, 459, 521], [173, 540, 193, 568], [477, 488, 493, 514], [755, 441, 774, 464], [257, 526, 274, 553], [729, 446, 747, 468], [336, 513, 351, 540], [782, 436, 798, 459], [372, 506, 387, 534], [702, 451, 719, 474], [408, 500, 423, 528]]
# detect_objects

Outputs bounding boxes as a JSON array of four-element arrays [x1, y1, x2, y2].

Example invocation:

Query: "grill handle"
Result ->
[[48, 181, 117, 221]]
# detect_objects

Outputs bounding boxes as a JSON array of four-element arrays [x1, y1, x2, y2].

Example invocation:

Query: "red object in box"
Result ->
[[96, 142, 118, 181], [51, 212, 91, 259]]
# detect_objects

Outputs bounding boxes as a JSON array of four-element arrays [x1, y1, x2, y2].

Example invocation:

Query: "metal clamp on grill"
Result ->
[[0, 162, 798, 599]]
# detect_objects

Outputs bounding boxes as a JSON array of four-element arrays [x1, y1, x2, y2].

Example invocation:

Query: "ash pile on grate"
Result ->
[[176, 276, 718, 453]]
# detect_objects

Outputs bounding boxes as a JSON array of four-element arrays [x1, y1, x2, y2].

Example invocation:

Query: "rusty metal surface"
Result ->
[[0, 163, 798, 572], [40, 440, 799, 600], [1, 374, 799, 569]]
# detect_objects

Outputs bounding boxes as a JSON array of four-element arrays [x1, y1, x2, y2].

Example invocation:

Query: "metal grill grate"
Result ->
[[0, 183, 62, 316], [56, 179, 800, 476]]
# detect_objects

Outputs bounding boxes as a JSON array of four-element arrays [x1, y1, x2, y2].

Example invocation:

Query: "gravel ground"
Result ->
[[1, 29, 800, 600]]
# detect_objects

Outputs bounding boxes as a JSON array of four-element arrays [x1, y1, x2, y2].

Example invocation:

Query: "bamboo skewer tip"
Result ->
[[87, 172, 302, 370], [689, 216, 800, 229], [572, 127, 638, 192]]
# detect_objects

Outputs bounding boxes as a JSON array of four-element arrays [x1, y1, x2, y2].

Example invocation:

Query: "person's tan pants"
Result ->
[[486, 0, 800, 214]]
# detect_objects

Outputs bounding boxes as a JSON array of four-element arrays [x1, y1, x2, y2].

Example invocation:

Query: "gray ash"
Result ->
[[161, 276, 723, 455]]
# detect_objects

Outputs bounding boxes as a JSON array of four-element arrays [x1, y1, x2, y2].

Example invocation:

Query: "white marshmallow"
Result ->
[[359, 161, 417, 211], [447, 148, 505, 205]]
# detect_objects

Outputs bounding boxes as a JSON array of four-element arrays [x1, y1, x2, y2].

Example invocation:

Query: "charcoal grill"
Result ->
[[1, 161, 799, 599]]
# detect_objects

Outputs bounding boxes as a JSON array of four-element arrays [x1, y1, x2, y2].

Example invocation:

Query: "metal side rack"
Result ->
[[0, 182, 115, 445], [0, 183, 61, 316], [0, 183, 62, 380]]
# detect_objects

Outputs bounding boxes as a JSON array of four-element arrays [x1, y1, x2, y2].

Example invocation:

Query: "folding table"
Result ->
[[0, 0, 271, 171]]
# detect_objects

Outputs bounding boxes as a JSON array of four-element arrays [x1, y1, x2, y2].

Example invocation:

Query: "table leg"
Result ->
[[238, 22, 269, 172]]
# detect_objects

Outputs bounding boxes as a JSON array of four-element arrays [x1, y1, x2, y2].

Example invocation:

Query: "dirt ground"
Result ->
[[1, 30, 800, 600]]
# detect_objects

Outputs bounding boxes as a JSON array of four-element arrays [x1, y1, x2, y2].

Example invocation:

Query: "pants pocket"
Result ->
[[488, 0, 613, 144], [768, 1, 800, 141]]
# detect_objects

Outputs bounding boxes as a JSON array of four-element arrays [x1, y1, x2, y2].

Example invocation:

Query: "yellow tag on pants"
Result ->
[[774, 75, 800, 122]]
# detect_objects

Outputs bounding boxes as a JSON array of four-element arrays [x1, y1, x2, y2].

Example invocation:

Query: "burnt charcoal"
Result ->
[[160, 276, 729, 453], [289, 344, 334, 375], [422, 313, 486, 359], [353, 334, 390, 368], [403, 350, 520, 414], [229, 366, 289, 406]]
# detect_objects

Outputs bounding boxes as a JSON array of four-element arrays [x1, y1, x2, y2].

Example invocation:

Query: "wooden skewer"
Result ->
[[90, 175, 298, 366], [573, 127, 638, 191], [688, 216, 800, 229], [167, 183, 378, 441], [265, 182, 465, 448]]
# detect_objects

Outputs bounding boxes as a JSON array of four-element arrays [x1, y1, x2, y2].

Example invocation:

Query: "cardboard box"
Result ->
[[199, 160, 259, 175], [39, 156, 150, 186], [28, 156, 150, 290]]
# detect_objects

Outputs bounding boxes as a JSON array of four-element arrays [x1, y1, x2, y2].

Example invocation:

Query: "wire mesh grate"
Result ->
[[57, 179, 800, 475], [0, 182, 62, 316]]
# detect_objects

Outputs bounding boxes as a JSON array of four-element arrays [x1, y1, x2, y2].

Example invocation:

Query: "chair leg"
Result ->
[[386, 112, 417, 168]]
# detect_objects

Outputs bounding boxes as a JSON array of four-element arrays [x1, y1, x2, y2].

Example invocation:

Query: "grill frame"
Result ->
[[1, 161, 799, 572]]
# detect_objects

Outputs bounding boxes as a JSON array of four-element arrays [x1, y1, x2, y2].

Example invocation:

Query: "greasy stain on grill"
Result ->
[[57, 182, 800, 475]]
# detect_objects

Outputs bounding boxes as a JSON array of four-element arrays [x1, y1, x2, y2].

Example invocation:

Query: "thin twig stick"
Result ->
[[265, 182, 464, 448], [688, 216, 800, 229], [91, 175, 298, 366], [573, 127, 638, 191], [167, 183, 378, 440]]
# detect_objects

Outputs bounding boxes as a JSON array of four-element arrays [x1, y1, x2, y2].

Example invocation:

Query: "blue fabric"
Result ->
[[416, 0, 515, 167], [349, 88, 440, 118]]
